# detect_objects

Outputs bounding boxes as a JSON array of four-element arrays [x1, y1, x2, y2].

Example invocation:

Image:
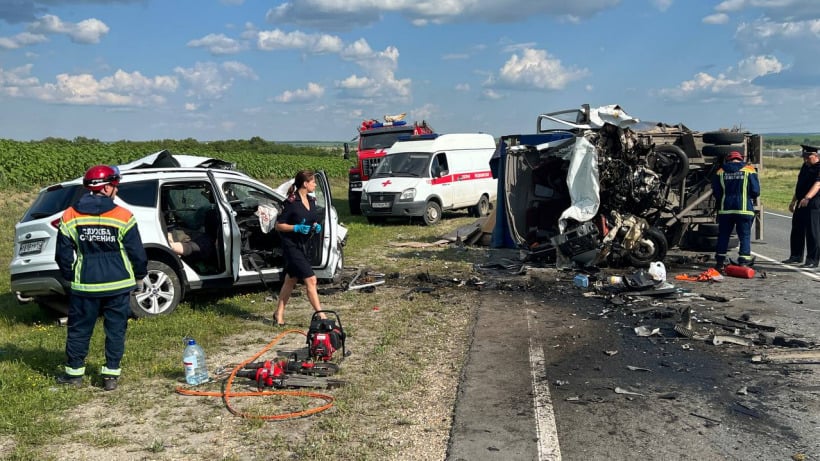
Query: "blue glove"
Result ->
[[313, 223, 322, 234], [293, 223, 311, 234]]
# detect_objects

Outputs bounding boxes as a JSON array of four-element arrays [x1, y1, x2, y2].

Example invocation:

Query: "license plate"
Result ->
[[19, 239, 45, 256], [372, 202, 390, 209]]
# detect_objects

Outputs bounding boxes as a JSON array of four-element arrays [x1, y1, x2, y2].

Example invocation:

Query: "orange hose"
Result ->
[[175, 328, 336, 420]]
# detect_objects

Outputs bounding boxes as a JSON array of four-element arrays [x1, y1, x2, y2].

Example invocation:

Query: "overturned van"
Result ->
[[492, 104, 762, 268]]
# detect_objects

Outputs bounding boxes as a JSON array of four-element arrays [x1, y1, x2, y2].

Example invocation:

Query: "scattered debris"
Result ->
[[634, 326, 662, 337], [737, 386, 748, 395], [614, 387, 645, 396], [730, 401, 761, 418], [751, 350, 820, 364], [690, 412, 722, 425], [604, 350, 618, 356], [725, 315, 776, 332], [712, 335, 754, 347], [626, 365, 651, 372]]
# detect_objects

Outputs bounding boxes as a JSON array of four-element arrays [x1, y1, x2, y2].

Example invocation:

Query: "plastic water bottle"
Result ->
[[182, 338, 209, 385]]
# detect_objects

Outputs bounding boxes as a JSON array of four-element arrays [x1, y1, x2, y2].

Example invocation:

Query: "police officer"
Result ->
[[784, 145, 820, 268], [711, 151, 760, 271], [55, 165, 148, 390]]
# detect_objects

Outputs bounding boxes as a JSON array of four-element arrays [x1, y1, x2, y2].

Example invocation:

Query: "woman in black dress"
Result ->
[[274, 170, 326, 325]]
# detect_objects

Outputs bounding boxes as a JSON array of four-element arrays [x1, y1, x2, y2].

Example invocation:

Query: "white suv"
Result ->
[[10, 150, 347, 317]]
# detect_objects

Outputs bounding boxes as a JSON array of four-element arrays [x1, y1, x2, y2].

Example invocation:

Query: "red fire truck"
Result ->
[[344, 117, 434, 214]]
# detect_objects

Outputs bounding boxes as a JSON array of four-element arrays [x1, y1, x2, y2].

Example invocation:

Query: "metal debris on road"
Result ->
[[634, 326, 661, 337], [614, 387, 645, 396], [751, 350, 820, 364], [626, 365, 651, 372], [711, 335, 754, 347]]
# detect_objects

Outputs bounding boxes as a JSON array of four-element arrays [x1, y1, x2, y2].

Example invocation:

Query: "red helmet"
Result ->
[[83, 165, 121, 191]]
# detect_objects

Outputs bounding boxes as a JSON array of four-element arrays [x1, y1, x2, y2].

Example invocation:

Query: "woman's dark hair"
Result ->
[[287, 170, 315, 196]]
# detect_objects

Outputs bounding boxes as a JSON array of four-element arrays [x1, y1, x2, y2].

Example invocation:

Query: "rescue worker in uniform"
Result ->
[[784, 145, 820, 268], [55, 165, 148, 391], [273, 170, 327, 326], [711, 151, 760, 271]]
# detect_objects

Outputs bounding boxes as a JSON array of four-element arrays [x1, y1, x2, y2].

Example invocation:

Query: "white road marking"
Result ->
[[763, 210, 792, 219], [751, 251, 820, 280], [527, 309, 562, 461]]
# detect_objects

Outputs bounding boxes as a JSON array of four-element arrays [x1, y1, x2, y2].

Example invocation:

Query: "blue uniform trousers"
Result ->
[[65, 293, 130, 371], [715, 214, 753, 266]]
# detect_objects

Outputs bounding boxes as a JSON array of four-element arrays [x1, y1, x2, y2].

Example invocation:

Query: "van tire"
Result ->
[[651, 144, 689, 185], [471, 195, 491, 217], [422, 201, 442, 226], [702, 145, 744, 158], [703, 131, 745, 145], [627, 227, 668, 268], [130, 260, 182, 317]]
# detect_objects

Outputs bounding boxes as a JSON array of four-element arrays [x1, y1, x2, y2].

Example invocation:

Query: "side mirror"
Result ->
[[343, 143, 350, 160]]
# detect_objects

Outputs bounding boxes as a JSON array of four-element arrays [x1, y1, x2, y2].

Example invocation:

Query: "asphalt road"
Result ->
[[447, 215, 820, 460]]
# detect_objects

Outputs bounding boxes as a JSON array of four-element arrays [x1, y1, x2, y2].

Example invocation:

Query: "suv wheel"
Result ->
[[131, 260, 182, 317]]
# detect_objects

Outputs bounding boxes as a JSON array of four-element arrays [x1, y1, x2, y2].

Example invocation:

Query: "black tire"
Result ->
[[130, 260, 182, 317], [651, 144, 689, 185], [422, 201, 442, 226], [627, 227, 668, 268], [471, 194, 491, 217], [702, 145, 744, 158], [697, 223, 720, 237], [689, 234, 739, 252], [348, 191, 362, 215], [703, 131, 745, 145]]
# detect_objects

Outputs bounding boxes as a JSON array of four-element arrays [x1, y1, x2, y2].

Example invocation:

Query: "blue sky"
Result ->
[[2, 0, 820, 142]]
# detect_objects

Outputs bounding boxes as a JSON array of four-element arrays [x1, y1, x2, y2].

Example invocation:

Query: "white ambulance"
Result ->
[[360, 133, 497, 225]]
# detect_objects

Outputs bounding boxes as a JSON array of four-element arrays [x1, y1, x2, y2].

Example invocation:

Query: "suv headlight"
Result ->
[[399, 188, 416, 201]]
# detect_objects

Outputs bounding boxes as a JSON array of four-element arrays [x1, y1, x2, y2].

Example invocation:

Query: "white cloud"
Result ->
[[187, 33, 244, 55], [0, 64, 178, 105], [656, 55, 783, 105], [455, 83, 470, 91], [3, 68, 177, 106], [266, 0, 621, 31], [488, 48, 589, 91], [0, 31, 47, 49], [174, 61, 258, 100], [703, 13, 728, 24], [482, 89, 502, 100], [275, 82, 325, 102], [256, 29, 343, 54], [28, 15, 109, 44]]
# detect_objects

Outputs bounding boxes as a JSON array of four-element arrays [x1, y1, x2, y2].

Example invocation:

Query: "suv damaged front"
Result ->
[[502, 105, 690, 268]]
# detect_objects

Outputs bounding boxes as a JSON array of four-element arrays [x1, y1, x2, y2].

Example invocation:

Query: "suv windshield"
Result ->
[[371, 152, 431, 178]]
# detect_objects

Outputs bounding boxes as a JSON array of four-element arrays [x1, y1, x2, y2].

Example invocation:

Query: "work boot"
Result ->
[[56, 374, 83, 388], [781, 257, 802, 264], [102, 376, 118, 391], [713, 263, 726, 275]]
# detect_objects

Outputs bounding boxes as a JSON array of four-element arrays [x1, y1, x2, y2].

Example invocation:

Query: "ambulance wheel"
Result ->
[[422, 201, 442, 226], [470, 194, 491, 217], [627, 227, 668, 268]]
